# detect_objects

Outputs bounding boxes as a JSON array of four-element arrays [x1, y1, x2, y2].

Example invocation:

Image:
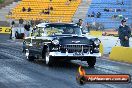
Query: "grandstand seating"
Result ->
[[7, 0, 81, 22], [85, 0, 132, 29]]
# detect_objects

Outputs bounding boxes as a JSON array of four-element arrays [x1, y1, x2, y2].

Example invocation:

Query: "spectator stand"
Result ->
[[84, 0, 132, 30], [6, 0, 81, 23]]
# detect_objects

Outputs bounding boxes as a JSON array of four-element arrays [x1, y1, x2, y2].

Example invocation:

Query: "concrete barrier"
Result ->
[[99, 43, 104, 56], [109, 46, 132, 63], [0, 27, 11, 34]]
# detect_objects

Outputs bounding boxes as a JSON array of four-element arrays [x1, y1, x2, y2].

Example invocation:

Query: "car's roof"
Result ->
[[36, 22, 77, 27]]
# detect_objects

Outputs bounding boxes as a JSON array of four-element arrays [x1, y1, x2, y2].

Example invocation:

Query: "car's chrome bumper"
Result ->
[[49, 52, 101, 57]]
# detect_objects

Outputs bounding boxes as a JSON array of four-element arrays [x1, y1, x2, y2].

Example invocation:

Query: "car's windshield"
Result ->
[[37, 24, 82, 36]]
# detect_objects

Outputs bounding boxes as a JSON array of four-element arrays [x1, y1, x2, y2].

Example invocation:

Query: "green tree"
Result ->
[[0, 0, 4, 3]]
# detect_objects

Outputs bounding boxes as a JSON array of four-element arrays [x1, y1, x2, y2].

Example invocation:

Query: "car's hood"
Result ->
[[58, 36, 93, 45]]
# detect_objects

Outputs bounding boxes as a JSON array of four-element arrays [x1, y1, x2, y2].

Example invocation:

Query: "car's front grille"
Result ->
[[60, 45, 93, 53]]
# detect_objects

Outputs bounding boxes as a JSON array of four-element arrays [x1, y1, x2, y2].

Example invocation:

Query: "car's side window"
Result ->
[[32, 27, 44, 37], [34, 27, 44, 37], [63, 27, 74, 34], [45, 27, 63, 36]]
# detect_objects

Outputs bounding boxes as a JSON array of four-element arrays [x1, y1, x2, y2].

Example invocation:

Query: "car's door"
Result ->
[[30, 27, 45, 55]]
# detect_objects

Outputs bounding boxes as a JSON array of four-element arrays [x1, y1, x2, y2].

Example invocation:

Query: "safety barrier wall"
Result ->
[[99, 43, 104, 56], [89, 31, 102, 37], [0, 27, 11, 34], [109, 46, 132, 63]]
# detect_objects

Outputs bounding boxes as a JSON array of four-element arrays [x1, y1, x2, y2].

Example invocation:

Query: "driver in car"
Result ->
[[63, 28, 69, 34], [63, 28, 74, 34]]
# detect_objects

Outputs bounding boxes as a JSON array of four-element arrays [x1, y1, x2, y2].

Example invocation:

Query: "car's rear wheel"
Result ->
[[25, 49, 35, 61], [87, 57, 96, 67], [27, 56, 35, 61]]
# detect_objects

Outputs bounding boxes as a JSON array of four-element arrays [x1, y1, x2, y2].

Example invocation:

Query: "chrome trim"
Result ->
[[49, 52, 101, 57], [72, 41, 80, 43], [60, 45, 92, 53]]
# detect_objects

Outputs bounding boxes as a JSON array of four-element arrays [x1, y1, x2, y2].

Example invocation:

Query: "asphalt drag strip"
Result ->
[[0, 42, 132, 88]]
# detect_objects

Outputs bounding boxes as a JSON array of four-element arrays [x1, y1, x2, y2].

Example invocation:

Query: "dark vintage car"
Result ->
[[23, 23, 101, 67]]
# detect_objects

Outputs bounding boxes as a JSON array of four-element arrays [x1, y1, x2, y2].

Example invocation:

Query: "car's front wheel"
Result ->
[[42, 47, 53, 66], [86, 57, 96, 67], [45, 52, 53, 66]]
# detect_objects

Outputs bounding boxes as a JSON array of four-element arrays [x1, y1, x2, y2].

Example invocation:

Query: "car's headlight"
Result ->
[[52, 40, 59, 45], [94, 39, 101, 46]]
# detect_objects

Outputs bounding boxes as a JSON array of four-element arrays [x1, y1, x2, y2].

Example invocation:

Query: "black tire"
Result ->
[[42, 47, 54, 66], [15, 31, 19, 39], [27, 56, 35, 61], [47, 56, 54, 66], [22, 49, 26, 53], [25, 49, 35, 61], [87, 57, 96, 68]]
